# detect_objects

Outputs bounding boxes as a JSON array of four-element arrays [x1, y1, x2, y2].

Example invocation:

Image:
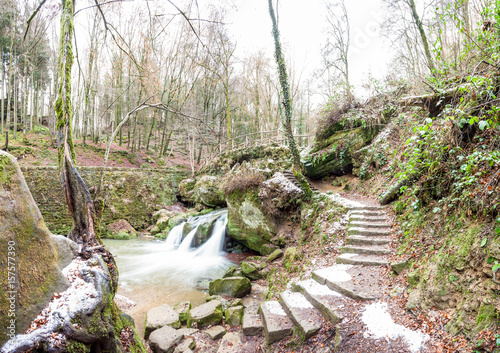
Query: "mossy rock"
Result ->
[[0, 151, 72, 346], [186, 300, 223, 329], [303, 127, 381, 179], [241, 261, 261, 280], [192, 175, 226, 208], [224, 306, 244, 326], [226, 186, 277, 254], [284, 247, 302, 271], [208, 277, 252, 298]]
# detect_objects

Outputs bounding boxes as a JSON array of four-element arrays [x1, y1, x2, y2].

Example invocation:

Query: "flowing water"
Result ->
[[102, 209, 233, 338]]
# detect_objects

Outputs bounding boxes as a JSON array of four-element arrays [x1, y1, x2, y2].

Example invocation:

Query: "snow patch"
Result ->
[[263, 172, 303, 194], [282, 291, 313, 309], [362, 302, 428, 352]]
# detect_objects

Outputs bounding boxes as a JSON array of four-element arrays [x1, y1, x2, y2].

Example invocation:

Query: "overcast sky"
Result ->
[[225, 0, 394, 97]]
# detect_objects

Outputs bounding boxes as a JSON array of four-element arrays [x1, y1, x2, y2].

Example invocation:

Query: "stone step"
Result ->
[[347, 227, 391, 236], [336, 253, 389, 266], [349, 205, 384, 211], [349, 210, 385, 217], [349, 215, 388, 223], [349, 221, 390, 229], [242, 307, 263, 336], [340, 245, 390, 255], [312, 265, 379, 301], [259, 301, 295, 344], [279, 291, 322, 339], [346, 235, 392, 246], [291, 279, 343, 325]]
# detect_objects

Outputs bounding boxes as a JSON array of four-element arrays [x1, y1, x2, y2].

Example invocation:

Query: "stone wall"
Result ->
[[22, 166, 186, 235]]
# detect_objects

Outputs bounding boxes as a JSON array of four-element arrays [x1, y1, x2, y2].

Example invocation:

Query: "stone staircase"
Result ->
[[243, 204, 393, 345], [281, 170, 318, 192]]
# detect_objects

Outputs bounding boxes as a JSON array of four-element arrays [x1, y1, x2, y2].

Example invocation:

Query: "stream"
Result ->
[[102, 209, 234, 338]]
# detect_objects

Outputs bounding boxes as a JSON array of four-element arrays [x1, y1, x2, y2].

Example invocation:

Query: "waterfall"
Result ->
[[164, 223, 184, 248], [168, 209, 228, 255], [194, 213, 228, 257], [103, 209, 232, 289], [177, 226, 199, 252]]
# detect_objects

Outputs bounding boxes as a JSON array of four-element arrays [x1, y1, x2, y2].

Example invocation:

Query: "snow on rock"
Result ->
[[362, 302, 428, 352], [1, 255, 112, 353], [264, 301, 287, 316], [262, 172, 303, 194]]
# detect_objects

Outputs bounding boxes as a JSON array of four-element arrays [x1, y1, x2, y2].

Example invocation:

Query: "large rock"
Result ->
[[186, 300, 223, 328], [302, 127, 380, 179], [192, 175, 226, 208], [148, 325, 183, 353], [0, 151, 73, 345], [209, 277, 252, 298], [241, 262, 261, 280], [105, 219, 137, 239], [153, 204, 189, 232], [145, 305, 181, 339], [225, 306, 244, 326], [226, 186, 277, 253]]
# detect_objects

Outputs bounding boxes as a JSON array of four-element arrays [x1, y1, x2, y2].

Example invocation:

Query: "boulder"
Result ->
[[186, 300, 223, 329], [173, 301, 191, 324], [225, 305, 244, 326], [260, 243, 279, 256], [153, 204, 189, 231], [266, 249, 284, 263], [302, 127, 380, 179], [284, 247, 301, 271], [0, 151, 73, 345], [209, 277, 252, 298], [192, 175, 226, 208], [205, 325, 226, 340], [206, 295, 230, 311], [223, 265, 237, 278], [241, 261, 261, 280], [179, 178, 197, 204], [173, 338, 195, 353], [106, 219, 137, 239], [226, 186, 277, 253], [148, 325, 183, 353], [145, 305, 181, 339]]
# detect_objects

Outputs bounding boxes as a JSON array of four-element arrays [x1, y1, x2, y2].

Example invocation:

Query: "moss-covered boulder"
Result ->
[[225, 306, 244, 326], [105, 219, 137, 239], [208, 277, 252, 298], [192, 175, 226, 208], [0, 151, 74, 345], [241, 261, 261, 280], [303, 127, 379, 178], [173, 301, 191, 324], [284, 247, 302, 271], [186, 300, 223, 329], [179, 178, 197, 204], [226, 186, 277, 253]]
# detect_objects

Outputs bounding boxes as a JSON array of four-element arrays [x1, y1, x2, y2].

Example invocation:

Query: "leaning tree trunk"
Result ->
[[56, 0, 98, 247], [268, 0, 312, 199]]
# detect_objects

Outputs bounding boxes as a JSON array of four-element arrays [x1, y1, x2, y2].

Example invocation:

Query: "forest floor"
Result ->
[[0, 128, 194, 170]]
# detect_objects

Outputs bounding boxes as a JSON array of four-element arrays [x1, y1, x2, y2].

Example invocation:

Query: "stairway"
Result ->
[[244, 203, 393, 345], [281, 170, 318, 192]]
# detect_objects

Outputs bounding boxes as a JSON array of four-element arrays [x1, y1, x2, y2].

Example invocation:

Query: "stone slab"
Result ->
[[205, 325, 226, 340], [347, 227, 391, 236], [291, 279, 343, 325], [341, 245, 390, 255], [259, 301, 294, 344], [145, 304, 181, 339], [345, 235, 391, 246], [242, 306, 263, 336], [148, 325, 183, 353], [279, 291, 322, 339], [336, 253, 389, 266]]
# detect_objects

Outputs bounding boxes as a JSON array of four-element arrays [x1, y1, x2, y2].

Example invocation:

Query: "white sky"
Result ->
[[225, 0, 394, 98]]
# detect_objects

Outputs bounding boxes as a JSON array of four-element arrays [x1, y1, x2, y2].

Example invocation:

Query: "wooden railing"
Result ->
[[217, 130, 313, 155]]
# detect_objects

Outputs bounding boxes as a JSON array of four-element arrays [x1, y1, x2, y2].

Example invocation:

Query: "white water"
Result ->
[[194, 213, 228, 257], [103, 209, 232, 288], [177, 226, 199, 252], [164, 223, 184, 247]]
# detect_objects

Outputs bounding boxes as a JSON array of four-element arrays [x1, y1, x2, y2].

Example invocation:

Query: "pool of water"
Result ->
[[103, 237, 234, 338]]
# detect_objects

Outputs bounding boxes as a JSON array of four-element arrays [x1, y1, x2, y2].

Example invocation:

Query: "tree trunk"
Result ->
[[407, 0, 436, 73], [56, 0, 98, 246]]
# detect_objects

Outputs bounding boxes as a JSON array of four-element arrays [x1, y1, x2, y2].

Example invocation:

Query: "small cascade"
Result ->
[[194, 213, 228, 257], [104, 209, 232, 289], [164, 223, 184, 248], [177, 226, 199, 252]]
